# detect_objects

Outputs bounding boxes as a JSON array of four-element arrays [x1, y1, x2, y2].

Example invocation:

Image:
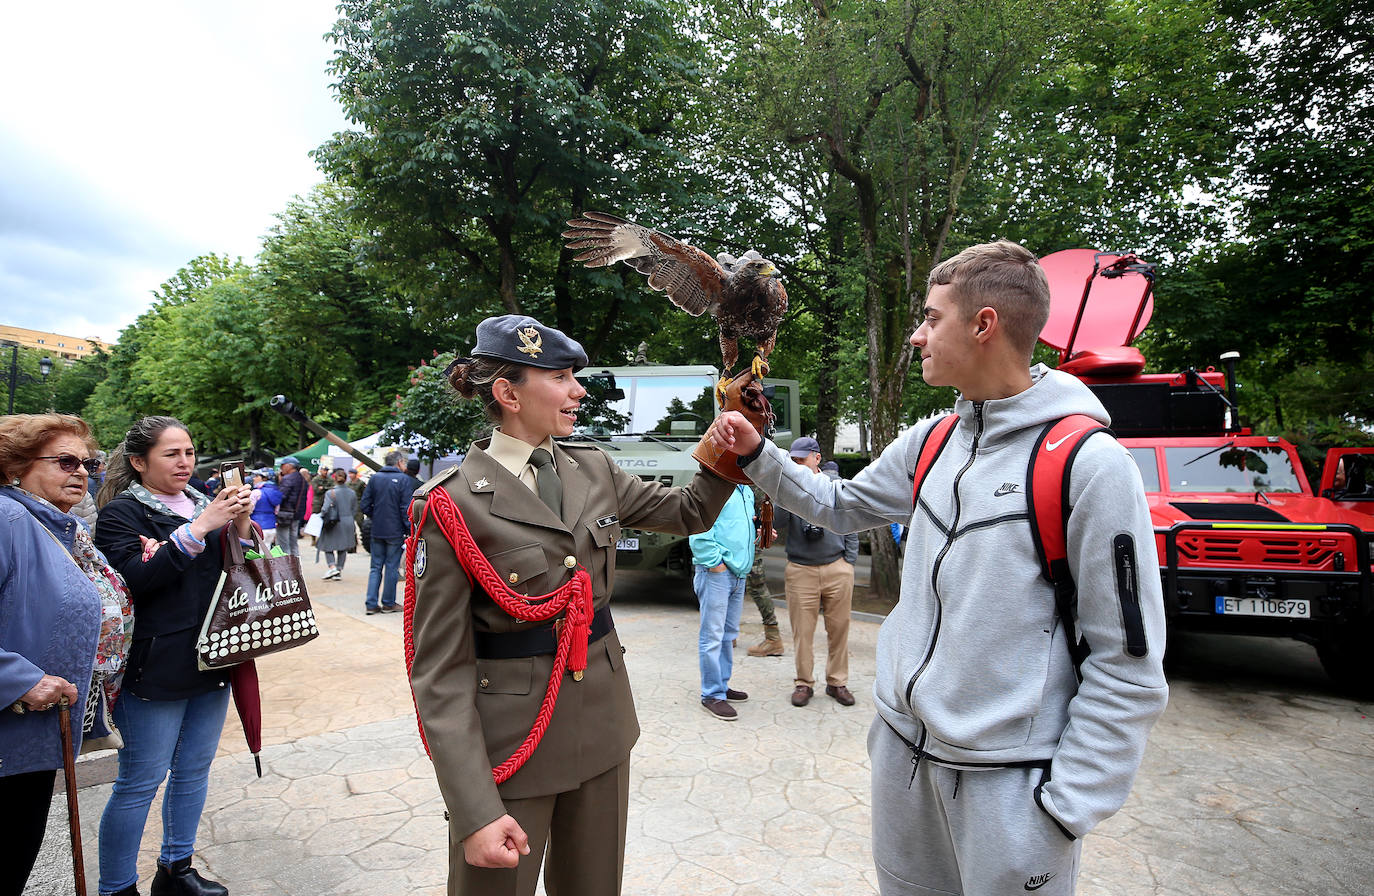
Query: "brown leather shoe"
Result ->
[[701, 697, 737, 721], [725, 688, 748, 702], [825, 684, 856, 706], [791, 685, 813, 707]]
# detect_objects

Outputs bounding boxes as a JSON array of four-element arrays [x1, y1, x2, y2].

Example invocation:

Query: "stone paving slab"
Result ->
[[27, 560, 1374, 895]]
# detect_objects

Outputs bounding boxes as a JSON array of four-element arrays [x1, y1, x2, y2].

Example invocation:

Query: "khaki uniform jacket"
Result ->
[[408, 438, 733, 845]]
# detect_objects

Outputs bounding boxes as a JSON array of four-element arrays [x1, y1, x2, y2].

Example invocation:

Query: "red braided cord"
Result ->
[[403, 508, 433, 759], [403, 487, 593, 784]]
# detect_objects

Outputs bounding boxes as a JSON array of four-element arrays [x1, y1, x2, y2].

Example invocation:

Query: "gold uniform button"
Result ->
[[480, 678, 490, 688], [508, 572, 519, 584], [563, 556, 576, 569]]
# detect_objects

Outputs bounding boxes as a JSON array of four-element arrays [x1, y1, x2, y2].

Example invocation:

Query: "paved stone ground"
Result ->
[[27, 552, 1374, 895]]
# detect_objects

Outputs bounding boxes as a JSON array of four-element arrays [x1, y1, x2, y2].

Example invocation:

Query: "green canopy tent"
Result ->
[[275, 431, 347, 472]]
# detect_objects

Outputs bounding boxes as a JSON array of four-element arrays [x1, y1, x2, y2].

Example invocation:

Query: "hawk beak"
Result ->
[[759, 262, 777, 277]]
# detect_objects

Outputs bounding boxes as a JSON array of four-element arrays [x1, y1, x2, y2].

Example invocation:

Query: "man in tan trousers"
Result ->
[[771, 437, 859, 706]]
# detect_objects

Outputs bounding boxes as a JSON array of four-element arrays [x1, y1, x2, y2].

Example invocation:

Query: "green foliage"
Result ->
[[382, 351, 487, 459], [0, 346, 58, 415], [316, 0, 713, 360]]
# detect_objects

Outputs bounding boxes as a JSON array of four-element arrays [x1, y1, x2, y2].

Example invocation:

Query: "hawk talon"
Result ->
[[751, 355, 770, 379], [716, 375, 734, 409]]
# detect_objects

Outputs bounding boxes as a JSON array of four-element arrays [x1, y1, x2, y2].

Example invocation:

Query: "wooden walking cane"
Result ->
[[57, 697, 88, 896]]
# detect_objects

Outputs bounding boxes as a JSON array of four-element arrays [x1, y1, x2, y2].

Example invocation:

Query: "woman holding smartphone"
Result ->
[[94, 416, 252, 896], [408, 315, 736, 896]]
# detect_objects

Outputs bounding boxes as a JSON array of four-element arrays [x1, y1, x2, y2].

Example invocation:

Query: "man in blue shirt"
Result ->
[[361, 451, 417, 614], [689, 484, 755, 720]]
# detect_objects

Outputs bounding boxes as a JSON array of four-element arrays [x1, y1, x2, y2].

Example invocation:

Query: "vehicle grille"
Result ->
[[1174, 531, 1351, 570]]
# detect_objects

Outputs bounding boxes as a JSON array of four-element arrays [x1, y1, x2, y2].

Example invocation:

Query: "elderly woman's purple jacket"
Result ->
[[0, 487, 101, 775]]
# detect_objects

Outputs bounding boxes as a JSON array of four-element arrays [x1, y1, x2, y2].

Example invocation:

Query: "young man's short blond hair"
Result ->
[[927, 240, 1051, 360]]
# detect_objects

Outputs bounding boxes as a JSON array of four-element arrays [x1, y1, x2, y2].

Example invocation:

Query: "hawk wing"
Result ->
[[563, 212, 725, 317]]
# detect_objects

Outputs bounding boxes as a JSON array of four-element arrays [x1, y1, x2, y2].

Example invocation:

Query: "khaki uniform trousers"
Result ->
[[785, 556, 854, 688], [450, 759, 630, 896]]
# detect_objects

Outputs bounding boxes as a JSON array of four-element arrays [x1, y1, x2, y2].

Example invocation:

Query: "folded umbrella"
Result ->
[[229, 660, 264, 777]]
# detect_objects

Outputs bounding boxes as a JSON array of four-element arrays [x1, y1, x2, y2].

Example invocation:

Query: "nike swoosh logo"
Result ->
[[1024, 873, 1057, 891], [1044, 429, 1084, 451]]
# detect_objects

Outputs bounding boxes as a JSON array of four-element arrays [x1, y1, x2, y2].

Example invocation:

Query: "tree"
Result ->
[[711, 0, 1081, 596], [1140, 1, 1374, 438], [383, 351, 487, 460], [84, 254, 250, 446], [317, 0, 714, 360]]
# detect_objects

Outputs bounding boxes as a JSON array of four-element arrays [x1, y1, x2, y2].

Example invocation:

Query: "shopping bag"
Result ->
[[303, 513, 324, 538], [196, 528, 320, 671]]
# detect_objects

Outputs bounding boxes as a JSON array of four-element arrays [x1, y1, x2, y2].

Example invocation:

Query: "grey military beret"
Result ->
[[471, 315, 588, 371]]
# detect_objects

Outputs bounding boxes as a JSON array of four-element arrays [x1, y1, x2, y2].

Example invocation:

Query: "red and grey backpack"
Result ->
[[911, 413, 1109, 676]]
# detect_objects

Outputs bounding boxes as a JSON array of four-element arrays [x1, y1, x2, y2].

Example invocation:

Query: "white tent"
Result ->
[[322, 430, 462, 479]]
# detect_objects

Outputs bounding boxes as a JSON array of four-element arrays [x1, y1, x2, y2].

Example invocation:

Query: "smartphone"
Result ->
[[220, 461, 246, 490]]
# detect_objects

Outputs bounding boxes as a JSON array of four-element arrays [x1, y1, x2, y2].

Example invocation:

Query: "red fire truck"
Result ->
[[1043, 250, 1374, 695]]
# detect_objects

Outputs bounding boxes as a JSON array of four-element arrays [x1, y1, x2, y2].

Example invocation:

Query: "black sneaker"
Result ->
[[701, 697, 737, 721], [725, 688, 748, 702]]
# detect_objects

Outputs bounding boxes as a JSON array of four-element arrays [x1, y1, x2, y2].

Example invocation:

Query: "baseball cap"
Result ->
[[789, 436, 821, 459]]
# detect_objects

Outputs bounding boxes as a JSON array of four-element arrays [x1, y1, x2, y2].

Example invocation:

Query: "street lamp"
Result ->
[[3, 341, 53, 414]]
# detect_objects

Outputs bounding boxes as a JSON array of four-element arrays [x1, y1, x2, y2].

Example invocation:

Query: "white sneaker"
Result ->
[[322, 568, 338, 580]]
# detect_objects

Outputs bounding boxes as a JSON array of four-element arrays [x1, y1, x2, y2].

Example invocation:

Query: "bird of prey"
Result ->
[[562, 212, 788, 382]]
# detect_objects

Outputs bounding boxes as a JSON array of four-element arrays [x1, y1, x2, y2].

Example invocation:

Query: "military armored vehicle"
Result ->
[[567, 364, 801, 576]]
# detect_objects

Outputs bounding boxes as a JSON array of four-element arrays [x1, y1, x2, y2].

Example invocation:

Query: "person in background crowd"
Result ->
[[690, 483, 755, 721], [360, 451, 416, 614], [88, 449, 108, 497], [317, 469, 358, 580], [249, 469, 282, 546], [405, 456, 424, 491], [72, 481, 101, 531], [771, 437, 859, 708], [202, 472, 221, 497], [275, 456, 309, 557], [311, 466, 332, 516], [745, 486, 783, 657], [0, 413, 126, 896], [94, 415, 253, 896], [346, 467, 367, 548], [408, 314, 733, 896]]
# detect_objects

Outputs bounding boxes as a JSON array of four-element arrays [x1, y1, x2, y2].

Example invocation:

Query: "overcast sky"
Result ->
[[0, 1, 352, 345]]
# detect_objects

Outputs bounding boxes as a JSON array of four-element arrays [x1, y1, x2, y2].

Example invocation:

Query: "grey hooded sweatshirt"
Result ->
[[743, 365, 1168, 839]]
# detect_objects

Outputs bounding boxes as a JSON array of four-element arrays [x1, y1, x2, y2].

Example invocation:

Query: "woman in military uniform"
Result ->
[[407, 315, 735, 896]]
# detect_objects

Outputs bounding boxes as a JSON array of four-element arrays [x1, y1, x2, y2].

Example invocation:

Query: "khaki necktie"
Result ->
[[528, 448, 562, 517]]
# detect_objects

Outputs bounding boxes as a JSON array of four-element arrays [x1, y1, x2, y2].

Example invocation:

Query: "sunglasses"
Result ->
[[36, 454, 101, 476]]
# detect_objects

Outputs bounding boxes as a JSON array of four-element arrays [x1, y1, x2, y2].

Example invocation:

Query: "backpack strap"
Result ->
[[911, 414, 960, 509], [1026, 414, 1110, 678]]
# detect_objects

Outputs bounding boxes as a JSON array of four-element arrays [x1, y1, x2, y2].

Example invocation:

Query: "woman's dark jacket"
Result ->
[[94, 494, 231, 700]]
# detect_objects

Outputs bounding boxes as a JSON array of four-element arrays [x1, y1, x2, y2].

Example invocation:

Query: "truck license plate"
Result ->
[[1215, 597, 1310, 618], [616, 537, 640, 551]]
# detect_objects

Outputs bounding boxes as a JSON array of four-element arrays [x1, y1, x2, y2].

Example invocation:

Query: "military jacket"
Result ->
[[408, 438, 733, 844]]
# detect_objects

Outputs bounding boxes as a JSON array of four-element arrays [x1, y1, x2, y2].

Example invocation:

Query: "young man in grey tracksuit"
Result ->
[[707, 240, 1169, 895]]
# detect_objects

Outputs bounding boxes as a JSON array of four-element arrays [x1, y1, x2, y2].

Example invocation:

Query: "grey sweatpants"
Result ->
[[869, 718, 1082, 896]]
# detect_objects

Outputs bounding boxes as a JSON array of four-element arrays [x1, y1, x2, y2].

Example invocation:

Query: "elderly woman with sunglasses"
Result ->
[[0, 413, 131, 896]]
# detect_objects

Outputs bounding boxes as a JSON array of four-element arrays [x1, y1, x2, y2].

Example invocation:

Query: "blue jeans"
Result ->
[[276, 519, 300, 557], [366, 537, 405, 610], [98, 687, 231, 894], [694, 565, 745, 701]]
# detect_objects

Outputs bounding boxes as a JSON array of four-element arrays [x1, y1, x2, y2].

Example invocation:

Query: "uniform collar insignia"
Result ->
[[474, 477, 490, 489], [516, 326, 543, 357]]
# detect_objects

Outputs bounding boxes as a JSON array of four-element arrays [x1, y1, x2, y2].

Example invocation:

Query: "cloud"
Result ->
[[0, 0, 351, 343]]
